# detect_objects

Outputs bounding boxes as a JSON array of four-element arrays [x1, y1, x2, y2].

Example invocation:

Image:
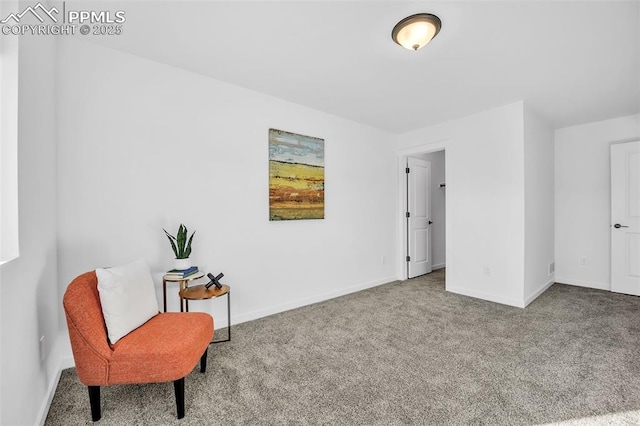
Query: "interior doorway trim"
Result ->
[[396, 140, 449, 281]]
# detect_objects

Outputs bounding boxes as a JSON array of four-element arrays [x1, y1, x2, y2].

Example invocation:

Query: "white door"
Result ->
[[611, 141, 640, 296], [407, 157, 432, 278]]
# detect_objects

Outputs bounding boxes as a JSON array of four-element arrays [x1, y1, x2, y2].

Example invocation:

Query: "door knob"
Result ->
[[614, 223, 629, 228], [428, 221, 433, 225]]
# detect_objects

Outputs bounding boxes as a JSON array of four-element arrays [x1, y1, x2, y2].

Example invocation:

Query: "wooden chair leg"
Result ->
[[174, 378, 185, 419], [200, 348, 208, 373], [88, 386, 101, 421]]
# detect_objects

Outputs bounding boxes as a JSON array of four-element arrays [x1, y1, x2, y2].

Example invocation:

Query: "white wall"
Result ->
[[56, 39, 397, 349], [0, 2, 20, 264], [396, 102, 527, 307], [523, 106, 555, 304], [0, 26, 633, 426], [555, 114, 640, 289], [0, 33, 60, 425], [416, 151, 446, 270]]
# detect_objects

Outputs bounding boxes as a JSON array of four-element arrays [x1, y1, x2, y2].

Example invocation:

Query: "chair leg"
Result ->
[[174, 377, 185, 419], [88, 386, 101, 421], [200, 347, 208, 373]]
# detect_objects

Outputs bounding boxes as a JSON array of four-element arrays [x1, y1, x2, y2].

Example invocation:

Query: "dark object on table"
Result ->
[[205, 272, 224, 289]]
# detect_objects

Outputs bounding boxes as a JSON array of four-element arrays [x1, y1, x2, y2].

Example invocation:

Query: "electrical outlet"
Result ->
[[548, 262, 555, 275], [579, 257, 587, 266], [483, 266, 491, 277], [381, 256, 387, 265], [40, 335, 46, 363]]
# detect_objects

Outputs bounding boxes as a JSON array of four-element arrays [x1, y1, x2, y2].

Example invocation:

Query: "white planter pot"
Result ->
[[174, 258, 191, 270]]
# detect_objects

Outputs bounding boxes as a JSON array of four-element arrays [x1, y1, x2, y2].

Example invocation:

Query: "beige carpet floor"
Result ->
[[45, 270, 640, 425]]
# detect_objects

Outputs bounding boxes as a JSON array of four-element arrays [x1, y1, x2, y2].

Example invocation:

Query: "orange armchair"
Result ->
[[63, 271, 214, 421]]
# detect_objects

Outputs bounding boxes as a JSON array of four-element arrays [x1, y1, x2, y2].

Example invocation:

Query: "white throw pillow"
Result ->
[[96, 259, 160, 344]]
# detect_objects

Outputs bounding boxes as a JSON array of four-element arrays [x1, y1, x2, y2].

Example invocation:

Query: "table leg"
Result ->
[[179, 280, 184, 312], [212, 291, 231, 344], [163, 279, 167, 313]]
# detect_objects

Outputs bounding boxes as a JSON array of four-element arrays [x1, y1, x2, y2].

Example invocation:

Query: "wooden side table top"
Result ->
[[181, 284, 230, 300]]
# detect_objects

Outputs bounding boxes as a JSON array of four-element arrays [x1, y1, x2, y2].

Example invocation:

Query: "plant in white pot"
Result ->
[[163, 224, 195, 270]]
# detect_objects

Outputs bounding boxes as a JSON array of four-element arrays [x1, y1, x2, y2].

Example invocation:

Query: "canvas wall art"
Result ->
[[269, 129, 324, 221]]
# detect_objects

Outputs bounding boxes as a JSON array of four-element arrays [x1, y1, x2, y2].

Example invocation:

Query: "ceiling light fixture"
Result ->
[[392, 13, 442, 51]]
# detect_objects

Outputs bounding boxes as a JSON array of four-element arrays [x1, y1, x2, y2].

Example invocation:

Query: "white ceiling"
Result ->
[[79, 0, 640, 133]]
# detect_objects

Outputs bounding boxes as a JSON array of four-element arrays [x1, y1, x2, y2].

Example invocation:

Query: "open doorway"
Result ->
[[397, 146, 447, 281], [413, 151, 446, 276]]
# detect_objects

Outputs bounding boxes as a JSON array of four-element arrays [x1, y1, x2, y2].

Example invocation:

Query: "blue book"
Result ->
[[166, 266, 198, 277]]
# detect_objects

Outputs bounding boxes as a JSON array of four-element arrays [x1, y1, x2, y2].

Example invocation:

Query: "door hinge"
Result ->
[[406, 255, 411, 262], [406, 212, 410, 218], [405, 167, 410, 173]]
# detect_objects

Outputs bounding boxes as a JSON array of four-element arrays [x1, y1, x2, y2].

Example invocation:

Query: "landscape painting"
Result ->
[[269, 129, 324, 221]]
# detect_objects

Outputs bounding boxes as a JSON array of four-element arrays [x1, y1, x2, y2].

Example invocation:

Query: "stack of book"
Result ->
[[165, 266, 199, 278]]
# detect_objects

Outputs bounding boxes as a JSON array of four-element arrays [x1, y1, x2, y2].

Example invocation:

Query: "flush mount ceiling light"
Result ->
[[392, 13, 442, 51]]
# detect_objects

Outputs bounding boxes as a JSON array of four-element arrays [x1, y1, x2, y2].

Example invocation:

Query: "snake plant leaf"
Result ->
[[184, 231, 195, 258], [163, 229, 179, 258], [177, 225, 187, 255]]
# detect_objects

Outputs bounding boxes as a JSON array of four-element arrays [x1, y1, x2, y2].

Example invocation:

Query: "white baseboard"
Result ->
[[37, 367, 61, 426], [36, 335, 74, 426], [432, 263, 446, 270], [232, 275, 398, 325], [524, 278, 555, 307], [446, 285, 525, 308], [449, 278, 556, 309], [59, 354, 75, 370], [554, 276, 610, 291]]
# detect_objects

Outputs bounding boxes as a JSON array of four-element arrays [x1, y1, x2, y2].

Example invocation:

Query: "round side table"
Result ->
[[162, 271, 205, 313], [181, 284, 231, 343]]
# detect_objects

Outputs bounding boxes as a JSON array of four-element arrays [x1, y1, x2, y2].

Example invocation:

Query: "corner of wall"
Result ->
[[523, 105, 555, 304]]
